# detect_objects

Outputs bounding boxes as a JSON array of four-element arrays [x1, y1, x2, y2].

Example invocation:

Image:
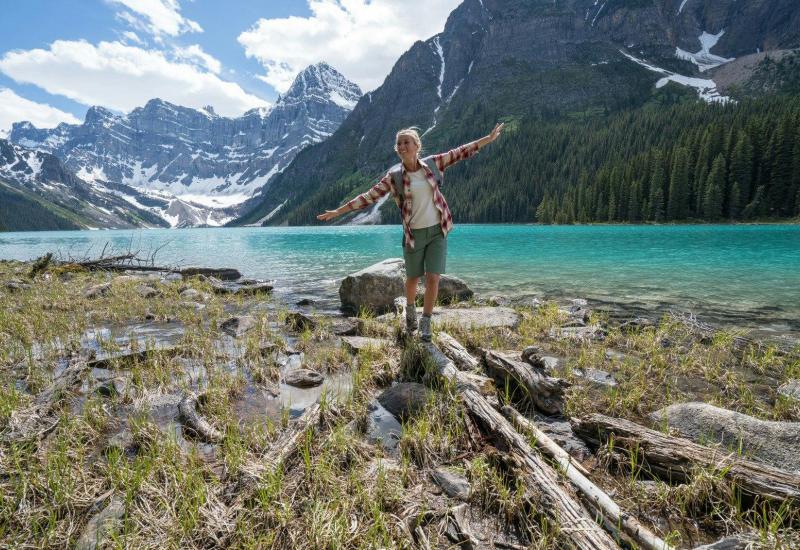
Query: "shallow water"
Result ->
[[2, 224, 799, 335]]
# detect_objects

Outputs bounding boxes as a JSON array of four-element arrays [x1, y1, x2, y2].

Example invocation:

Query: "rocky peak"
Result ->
[[280, 62, 362, 109], [84, 106, 117, 126]]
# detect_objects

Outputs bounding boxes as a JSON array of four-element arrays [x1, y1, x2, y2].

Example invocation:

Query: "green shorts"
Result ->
[[403, 224, 447, 278]]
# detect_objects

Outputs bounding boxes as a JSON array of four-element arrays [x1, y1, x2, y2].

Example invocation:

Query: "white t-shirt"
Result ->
[[407, 168, 442, 229]]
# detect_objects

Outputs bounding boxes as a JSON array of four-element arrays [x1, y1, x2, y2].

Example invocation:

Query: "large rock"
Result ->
[[339, 258, 473, 315], [430, 306, 520, 330], [284, 368, 324, 388], [220, 315, 257, 337], [651, 402, 800, 472], [431, 468, 471, 500], [377, 382, 431, 421], [778, 379, 800, 402]]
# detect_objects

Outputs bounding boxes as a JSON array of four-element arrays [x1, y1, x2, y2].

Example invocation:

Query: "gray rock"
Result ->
[[431, 468, 471, 500], [550, 324, 607, 342], [619, 317, 654, 333], [429, 306, 520, 330], [541, 356, 562, 373], [778, 379, 800, 402], [284, 368, 324, 388], [75, 496, 125, 550], [135, 285, 159, 299], [651, 402, 800, 472], [331, 317, 360, 336], [180, 301, 205, 311], [105, 431, 135, 455], [285, 312, 316, 332], [486, 295, 509, 306], [180, 288, 201, 300], [221, 315, 257, 337], [5, 280, 31, 292], [573, 368, 617, 388], [436, 275, 474, 304], [96, 377, 129, 398], [180, 267, 242, 281], [341, 336, 390, 354], [297, 297, 315, 306], [377, 382, 431, 421], [85, 283, 111, 299], [529, 412, 592, 461], [339, 258, 473, 315]]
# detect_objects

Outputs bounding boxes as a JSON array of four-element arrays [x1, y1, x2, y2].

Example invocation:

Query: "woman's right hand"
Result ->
[[317, 209, 340, 222]]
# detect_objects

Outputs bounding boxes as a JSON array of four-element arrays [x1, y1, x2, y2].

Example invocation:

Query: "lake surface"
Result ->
[[1, 224, 798, 337]]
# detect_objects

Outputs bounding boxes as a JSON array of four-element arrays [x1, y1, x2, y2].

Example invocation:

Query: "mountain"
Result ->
[[9, 62, 361, 228], [0, 139, 168, 231], [235, 0, 800, 227]]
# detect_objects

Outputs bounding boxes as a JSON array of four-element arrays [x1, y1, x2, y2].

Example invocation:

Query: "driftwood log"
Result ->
[[179, 392, 224, 444], [422, 342, 619, 549], [438, 332, 480, 371], [4, 361, 87, 441], [572, 413, 800, 501], [482, 349, 568, 415], [503, 406, 673, 550]]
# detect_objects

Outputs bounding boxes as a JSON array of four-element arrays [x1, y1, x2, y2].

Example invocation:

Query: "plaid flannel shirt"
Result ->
[[342, 139, 481, 249]]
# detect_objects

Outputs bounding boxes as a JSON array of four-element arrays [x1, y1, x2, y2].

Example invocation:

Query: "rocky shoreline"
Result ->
[[0, 257, 798, 548]]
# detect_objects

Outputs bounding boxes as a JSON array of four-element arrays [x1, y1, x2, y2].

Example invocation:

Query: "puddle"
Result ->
[[81, 321, 184, 360], [366, 400, 402, 453]]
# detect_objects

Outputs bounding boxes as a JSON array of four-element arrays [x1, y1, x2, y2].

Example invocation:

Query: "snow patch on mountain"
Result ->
[[676, 30, 735, 72], [620, 50, 730, 103]]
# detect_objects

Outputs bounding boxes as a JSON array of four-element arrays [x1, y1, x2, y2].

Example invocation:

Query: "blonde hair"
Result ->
[[395, 127, 423, 155]]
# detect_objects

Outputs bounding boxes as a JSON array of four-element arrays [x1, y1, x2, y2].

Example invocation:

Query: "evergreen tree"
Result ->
[[729, 182, 742, 219], [703, 154, 726, 220], [729, 134, 754, 208], [667, 147, 689, 219], [648, 151, 666, 221]]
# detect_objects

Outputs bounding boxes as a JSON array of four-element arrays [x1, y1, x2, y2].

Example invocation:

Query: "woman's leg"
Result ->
[[405, 276, 419, 306], [423, 272, 440, 316]]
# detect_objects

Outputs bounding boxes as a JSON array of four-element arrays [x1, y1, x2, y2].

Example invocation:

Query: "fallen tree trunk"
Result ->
[[4, 361, 87, 441], [422, 342, 619, 550], [482, 349, 568, 415], [572, 413, 800, 501], [179, 392, 224, 444], [502, 406, 673, 550], [438, 332, 480, 371]]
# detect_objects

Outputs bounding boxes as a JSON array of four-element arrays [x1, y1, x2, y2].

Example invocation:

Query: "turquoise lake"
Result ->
[[1, 224, 798, 337]]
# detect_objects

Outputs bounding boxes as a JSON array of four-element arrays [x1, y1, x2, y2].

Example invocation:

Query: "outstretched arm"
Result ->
[[317, 172, 394, 222], [433, 123, 504, 172]]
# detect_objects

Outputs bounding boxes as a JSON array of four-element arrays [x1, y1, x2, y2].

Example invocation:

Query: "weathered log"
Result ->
[[443, 503, 482, 549], [482, 349, 568, 415], [572, 413, 800, 501], [4, 361, 87, 441], [438, 332, 480, 371], [502, 406, 673, 550], [422, 343, 619, 549], [178, 392, 224, 444]]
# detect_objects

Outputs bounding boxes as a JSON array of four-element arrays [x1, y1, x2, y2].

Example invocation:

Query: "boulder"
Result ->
[[431, 468, 471, 500], [285, 312, 316, 332], [75, 496, 125, 550], [339, 258, 473, 315], [135, 285, 159, 299], [436, 275, 474, 304], [341, 336, 390, 354], [651, 402, 800, 472], [429, 306, 520, 330], [180, 288, 201, 300], [221, 315, 257, 337], [180, 267, 241, 281], [85, 283, 111, 299], [284, 368, 324, 388], [377, 382, 431, 421], [778, 379, 800, 402]]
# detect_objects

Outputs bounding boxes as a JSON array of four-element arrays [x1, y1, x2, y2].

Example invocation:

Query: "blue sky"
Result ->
[[0, 0, 461, 133]]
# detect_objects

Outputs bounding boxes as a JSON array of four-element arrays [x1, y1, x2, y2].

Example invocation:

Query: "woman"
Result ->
[[317, 123, 504, 341]]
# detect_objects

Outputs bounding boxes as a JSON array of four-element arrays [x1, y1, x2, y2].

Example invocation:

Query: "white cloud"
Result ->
[[121, 30, 145, 45], [238, 0, 462, 93], [0, 88, 81, 133], [173, 44, 221, 74], [109, 0, 202, 38], [0, 40, 269, 117]]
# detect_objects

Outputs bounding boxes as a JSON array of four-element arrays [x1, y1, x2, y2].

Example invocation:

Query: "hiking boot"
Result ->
[[405, 305, 418, 332], [419, 314, 432, 342]]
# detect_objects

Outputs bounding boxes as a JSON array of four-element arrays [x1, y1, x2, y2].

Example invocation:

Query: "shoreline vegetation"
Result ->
[[0, 255, 798, 548]]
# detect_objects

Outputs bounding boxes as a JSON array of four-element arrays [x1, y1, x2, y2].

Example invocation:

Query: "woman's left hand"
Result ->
[[489, 123, 504, 142]]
